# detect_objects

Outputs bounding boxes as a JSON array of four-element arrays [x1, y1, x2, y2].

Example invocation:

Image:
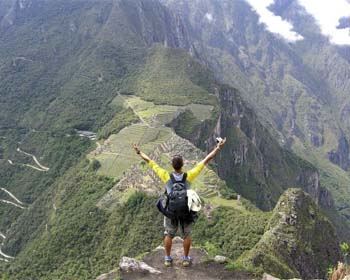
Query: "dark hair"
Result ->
[[172, 155, 183, 171]]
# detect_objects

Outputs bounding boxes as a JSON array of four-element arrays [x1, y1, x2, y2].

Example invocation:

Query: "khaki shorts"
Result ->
[[164, 217, 193, 238]]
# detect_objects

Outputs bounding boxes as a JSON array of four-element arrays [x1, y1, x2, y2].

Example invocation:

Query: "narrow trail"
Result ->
[[101, 151, 137, 159], [8, 159, 48, 172], [8, 148, 50, 172], [121, 94, 155, 129], [0, 233, 14, 262], [0, 199, 26, 209], [1, 188, 24, 205], [0, 248, 14, 260], [0, 189, 25, 263], [23, 163, 48, 172], [17, 148, 49, 171]]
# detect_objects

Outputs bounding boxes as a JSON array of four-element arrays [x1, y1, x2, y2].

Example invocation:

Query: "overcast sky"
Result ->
[[245, 0, 350, 45]]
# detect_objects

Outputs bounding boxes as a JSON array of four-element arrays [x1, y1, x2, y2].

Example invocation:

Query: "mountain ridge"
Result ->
[[0, 0, 348, 278]]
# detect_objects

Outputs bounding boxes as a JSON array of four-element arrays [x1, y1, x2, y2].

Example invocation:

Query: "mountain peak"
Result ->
[[236, 188, 340, 279]]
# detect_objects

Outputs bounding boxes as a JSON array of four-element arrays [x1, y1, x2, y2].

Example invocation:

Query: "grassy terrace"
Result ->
[[89, 93, 247, 211], [91, 94, 214, 179]]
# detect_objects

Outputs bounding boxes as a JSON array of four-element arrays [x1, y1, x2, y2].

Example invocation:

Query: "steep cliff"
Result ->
[[171, 84, 335, 212], [236, 188, 341, 279]]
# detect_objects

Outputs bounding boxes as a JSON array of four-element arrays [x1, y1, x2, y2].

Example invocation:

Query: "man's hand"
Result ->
[[201, 137, 227, 165], [132, 143, 141, 154], [216, 137, 226, 150], [132, 143, 151, 163]]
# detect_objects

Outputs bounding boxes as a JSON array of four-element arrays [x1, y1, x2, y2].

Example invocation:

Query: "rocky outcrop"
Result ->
[[213, 255, 227, 264], [328, 132, 350, 171], [99, 237, 253, 280], [237, 188, 341, 279], [296, 169, 334, 208], [119, 256, 162, 274]]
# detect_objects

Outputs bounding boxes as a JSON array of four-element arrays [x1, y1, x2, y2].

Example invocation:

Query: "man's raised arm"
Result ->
[[201, 137, 226, 165], [132, 143, 170, 183], [132, 143, 151, 163]]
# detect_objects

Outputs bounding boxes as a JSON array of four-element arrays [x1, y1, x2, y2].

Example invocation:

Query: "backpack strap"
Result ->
[[170, 173, 176, 184], [181, 173, 187, 183]]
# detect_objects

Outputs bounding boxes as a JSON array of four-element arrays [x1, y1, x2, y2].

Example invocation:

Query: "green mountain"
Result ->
[[236, 188, 340, 279], [161, 0, 350, 239], [0, 0, 346, 279]]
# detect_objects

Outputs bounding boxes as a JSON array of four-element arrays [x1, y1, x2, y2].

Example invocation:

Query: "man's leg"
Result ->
[[164, 235, 173, 256], [164, 217, 177, 266], [181, 220, 193, 266], [183, 235, 191, 257]]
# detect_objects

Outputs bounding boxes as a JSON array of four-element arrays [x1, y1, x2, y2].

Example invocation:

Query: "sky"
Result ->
[[245, 0, 350, 45]]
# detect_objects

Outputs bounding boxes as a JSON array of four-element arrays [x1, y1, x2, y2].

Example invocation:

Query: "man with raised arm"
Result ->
[[132, 137, 226, 267]]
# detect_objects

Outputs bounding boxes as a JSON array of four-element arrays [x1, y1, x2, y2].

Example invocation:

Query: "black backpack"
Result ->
[[156, 173, 190, 220], [167, 173, 190, 219]]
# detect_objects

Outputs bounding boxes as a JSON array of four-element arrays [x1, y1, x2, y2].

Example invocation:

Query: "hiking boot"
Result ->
[[182, 256, 191, 267], [164, 256, 173, 267]]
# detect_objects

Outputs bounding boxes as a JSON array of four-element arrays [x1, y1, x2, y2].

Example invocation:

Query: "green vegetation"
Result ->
[[170, 109, 202, 139], [193, 207, 270, 260], [341, 242, 350, 265], [97, 107, 139, 139], [235, 189, 340, 279], [5, 163, 163, 279], [5, 176, 269, 279], [1, 1, 347, 279], [121, 45, 218, 106], [0, 129, 92, 247]]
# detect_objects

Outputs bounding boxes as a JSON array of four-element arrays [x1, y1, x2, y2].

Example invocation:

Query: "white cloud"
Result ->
[[205, 12, 213, 22], [297, 0, 350, 45], [245, 0, 350, 45], [245, 0, 303, 42]]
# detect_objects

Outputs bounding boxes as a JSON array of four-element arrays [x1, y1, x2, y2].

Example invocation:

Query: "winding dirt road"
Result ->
[[7, 148, 50, 172], [0, 188, 26, 262], [0, 187, 26, 209], [17, 148, 49, 171], [1, 188, 24, 205], [0, 199, 26, 209], [0, 233, 14, 262]]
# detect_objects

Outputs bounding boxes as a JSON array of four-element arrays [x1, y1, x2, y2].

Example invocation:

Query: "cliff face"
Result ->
[[161, 0, 350, 172], [328, 132, 350, 171], [116, 0, 193, 50], [172, 84, 335, 212], [236, 188, 341, 279]]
